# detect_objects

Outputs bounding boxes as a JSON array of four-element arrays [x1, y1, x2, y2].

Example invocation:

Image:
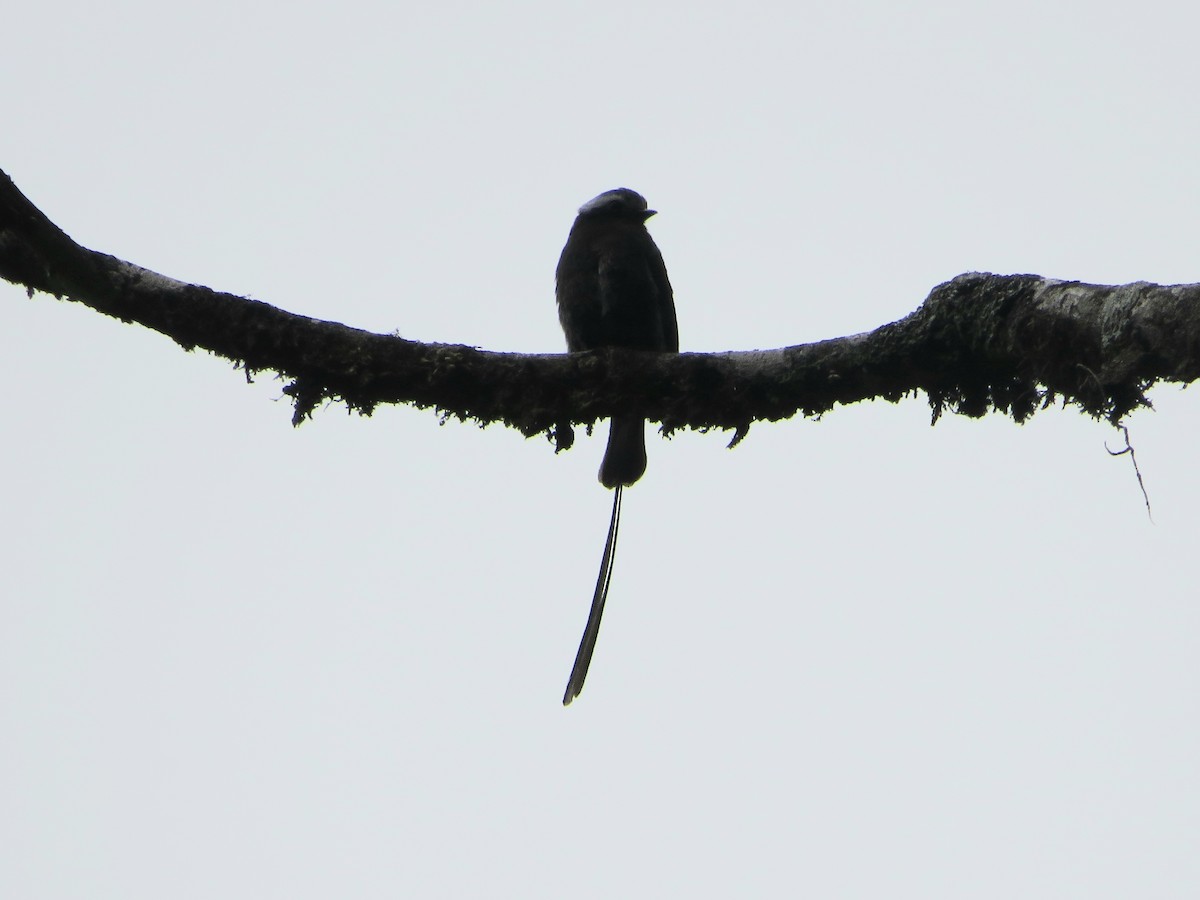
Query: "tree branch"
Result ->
[[3, 168, 1197, 448]]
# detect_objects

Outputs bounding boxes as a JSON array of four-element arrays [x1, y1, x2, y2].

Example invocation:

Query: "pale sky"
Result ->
[[4, 1, 1199, 897]]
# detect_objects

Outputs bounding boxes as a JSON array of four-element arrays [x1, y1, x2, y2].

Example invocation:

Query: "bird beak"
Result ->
[[643, 209, 658, 220]]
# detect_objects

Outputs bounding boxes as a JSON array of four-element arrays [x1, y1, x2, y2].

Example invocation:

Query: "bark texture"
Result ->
[[3, 169, 1197, 449]]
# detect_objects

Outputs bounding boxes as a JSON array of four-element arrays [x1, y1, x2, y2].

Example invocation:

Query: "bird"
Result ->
[[555, 188, 678, 705]]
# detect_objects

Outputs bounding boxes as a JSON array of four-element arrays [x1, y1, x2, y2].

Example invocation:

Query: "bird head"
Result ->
[[577, 188, 657, 221]]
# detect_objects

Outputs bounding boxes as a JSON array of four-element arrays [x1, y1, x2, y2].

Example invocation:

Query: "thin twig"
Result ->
[[1105, 425, 1153, 522]]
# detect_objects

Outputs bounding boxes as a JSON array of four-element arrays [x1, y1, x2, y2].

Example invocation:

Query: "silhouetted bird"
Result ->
[[555, 188, 678, 705]]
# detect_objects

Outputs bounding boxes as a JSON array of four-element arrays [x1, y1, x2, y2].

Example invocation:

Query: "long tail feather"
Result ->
[[562, 486, 623, 705]]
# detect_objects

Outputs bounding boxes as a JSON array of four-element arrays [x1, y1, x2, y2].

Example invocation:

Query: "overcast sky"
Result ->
[[4, 1, 1200, 897]]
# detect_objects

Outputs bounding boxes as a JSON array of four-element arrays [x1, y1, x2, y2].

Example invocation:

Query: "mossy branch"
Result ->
[[4, 168, 1198, 448]]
